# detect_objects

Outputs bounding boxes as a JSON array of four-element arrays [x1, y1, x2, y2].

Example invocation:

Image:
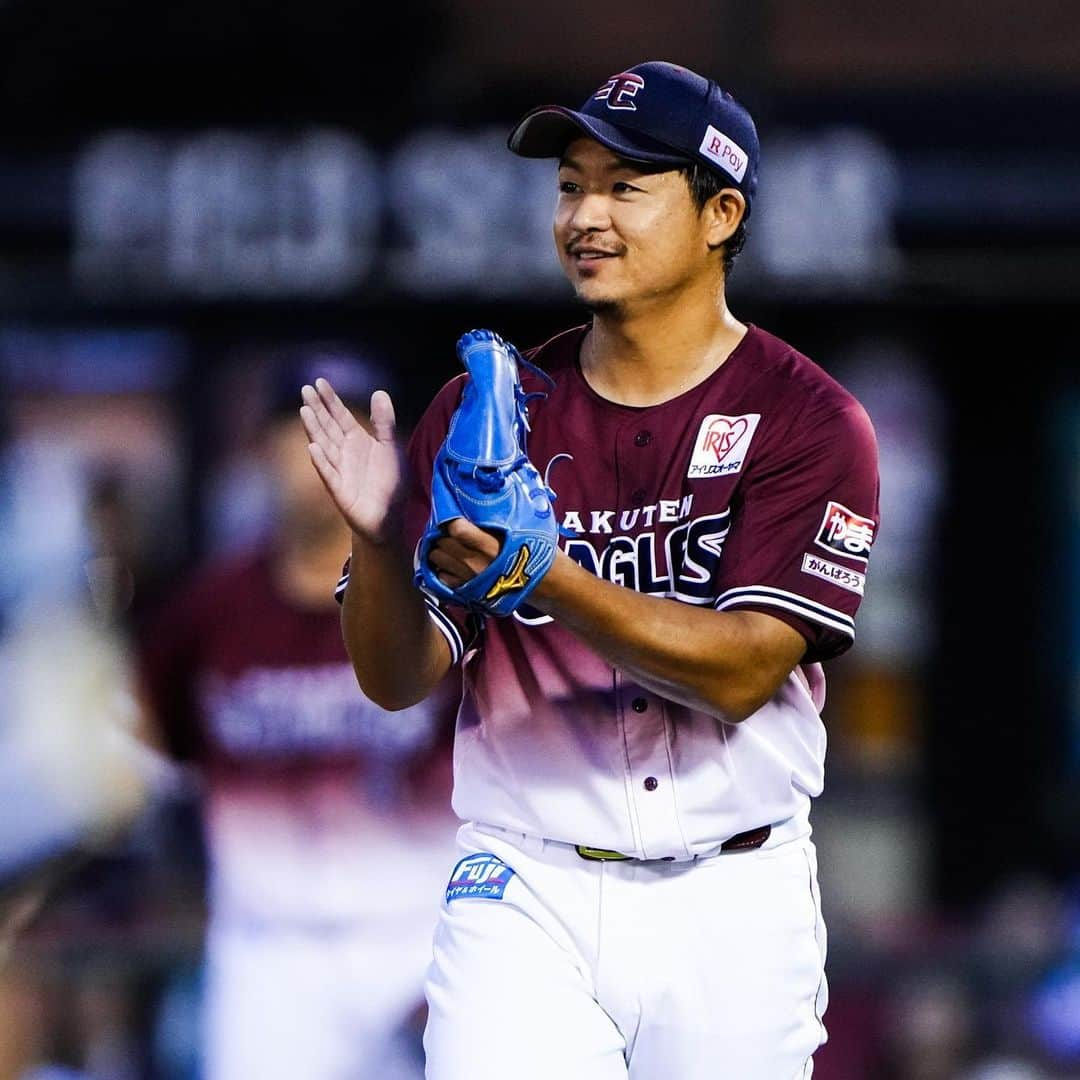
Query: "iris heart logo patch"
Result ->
[[703, 417, 748, 461], [687, 413, 761, 478]]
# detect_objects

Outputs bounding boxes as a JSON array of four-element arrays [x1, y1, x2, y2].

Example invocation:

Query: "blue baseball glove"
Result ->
[[415, 329, 561, 617]]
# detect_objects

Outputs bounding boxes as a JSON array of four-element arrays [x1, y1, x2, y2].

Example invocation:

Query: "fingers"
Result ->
[[317, 378, 364, 435], [444, 518, 502, 557], [299, 384, 345, 451], [427, 526, 501, 588], [427, 538, 484, 579], [426, 543, 474, 589], [369, 390, 397, 444], [300, 378, 365, 442], [306, 442, 343, 500], [299, 404, 342, 467]]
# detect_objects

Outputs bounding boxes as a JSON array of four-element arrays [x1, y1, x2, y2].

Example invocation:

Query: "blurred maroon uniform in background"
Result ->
[[137, 351, 459, 1080]]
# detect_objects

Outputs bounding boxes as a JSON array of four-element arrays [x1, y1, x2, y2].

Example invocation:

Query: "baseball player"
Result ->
[[301, 60, 881, 1079], [135, 352, 460, 1080]]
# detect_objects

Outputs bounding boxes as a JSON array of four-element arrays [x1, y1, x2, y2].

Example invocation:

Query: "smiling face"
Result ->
[[554, 137, 738, 316]]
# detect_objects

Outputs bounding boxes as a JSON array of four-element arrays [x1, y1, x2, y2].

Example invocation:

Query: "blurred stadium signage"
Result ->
[[67, 125, 904, 303]]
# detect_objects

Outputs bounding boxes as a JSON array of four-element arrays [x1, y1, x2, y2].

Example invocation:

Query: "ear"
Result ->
[[703, 189, 746, 250]]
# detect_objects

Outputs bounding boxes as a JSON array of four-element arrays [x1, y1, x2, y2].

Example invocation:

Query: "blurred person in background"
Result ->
[[0, 373, 154, 1080], [133, 348, 459, 1080]]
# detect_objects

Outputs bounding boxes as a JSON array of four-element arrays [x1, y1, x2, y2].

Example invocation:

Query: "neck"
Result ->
[[582, 287, 747, 406]]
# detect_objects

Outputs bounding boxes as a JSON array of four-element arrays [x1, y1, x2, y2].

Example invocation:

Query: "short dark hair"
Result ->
[[680, 163, 748, 278]]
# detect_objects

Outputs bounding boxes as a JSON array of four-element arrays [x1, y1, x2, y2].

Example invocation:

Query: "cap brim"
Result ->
[[507, 106, 691, 167]]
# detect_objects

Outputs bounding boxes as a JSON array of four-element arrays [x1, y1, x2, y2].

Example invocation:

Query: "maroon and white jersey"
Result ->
[[338, 323, 880, 859], [139, 547, 456, 924]]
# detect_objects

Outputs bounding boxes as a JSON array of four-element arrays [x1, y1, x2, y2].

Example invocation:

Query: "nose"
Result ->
[[565, 192, 612, 234]]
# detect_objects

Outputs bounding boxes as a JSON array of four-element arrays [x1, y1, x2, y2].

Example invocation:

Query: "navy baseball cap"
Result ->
[[267, 346, 393, 419], [507, 60, 759, 214]]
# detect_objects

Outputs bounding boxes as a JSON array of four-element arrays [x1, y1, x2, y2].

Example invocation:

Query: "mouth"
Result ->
[[567, 246, 622, 268]]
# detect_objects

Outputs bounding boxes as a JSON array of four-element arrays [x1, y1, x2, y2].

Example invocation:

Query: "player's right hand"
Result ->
[[300, 380, 405, 544]]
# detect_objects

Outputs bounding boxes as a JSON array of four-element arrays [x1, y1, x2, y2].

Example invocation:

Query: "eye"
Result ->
[[612, 181, 641, 194], [558, 180, 580, 194]]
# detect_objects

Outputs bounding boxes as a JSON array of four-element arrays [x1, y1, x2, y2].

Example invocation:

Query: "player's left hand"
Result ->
[[426, 519, 501, 590]]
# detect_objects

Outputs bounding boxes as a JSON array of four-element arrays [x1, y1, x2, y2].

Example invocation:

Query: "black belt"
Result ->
[[575, 824, 772, 862]]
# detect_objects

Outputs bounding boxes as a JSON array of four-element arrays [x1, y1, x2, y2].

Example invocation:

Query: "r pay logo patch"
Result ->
[[698, 125, 749, 182], [688, 413, 761, 478]]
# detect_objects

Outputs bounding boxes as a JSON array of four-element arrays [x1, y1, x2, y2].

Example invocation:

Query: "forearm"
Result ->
[[531, 553, 806, 721], [341, 529, 451, 710]]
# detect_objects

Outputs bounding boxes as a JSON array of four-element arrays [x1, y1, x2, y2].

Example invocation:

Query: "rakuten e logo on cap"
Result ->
[[698, 125, 748, 182], [595, 73, 645, 111]]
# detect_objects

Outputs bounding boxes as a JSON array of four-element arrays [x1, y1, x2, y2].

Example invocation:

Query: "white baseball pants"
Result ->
[[423, 820, 828, 1080]]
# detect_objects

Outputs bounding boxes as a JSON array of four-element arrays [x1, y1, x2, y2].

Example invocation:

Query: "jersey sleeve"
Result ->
[[334, 375, 479, 665], [714, 392, 880, 664]]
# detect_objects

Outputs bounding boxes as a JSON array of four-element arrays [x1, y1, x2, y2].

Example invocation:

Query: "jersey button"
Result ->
[[631, 488, 647, 505], [634, 430, 652, 447], [632, 697, 648, 713], [643, 776, 659, 791]]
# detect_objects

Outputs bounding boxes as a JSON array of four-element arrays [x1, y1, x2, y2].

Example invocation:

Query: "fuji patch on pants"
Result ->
[[445, 852, 516, 902]]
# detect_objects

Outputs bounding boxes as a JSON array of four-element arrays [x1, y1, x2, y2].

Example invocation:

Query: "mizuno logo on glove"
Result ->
[[484, 545, 533, 603]]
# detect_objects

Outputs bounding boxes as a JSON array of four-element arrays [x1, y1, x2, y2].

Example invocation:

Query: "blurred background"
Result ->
[[1, 2, 1079, 1077]]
